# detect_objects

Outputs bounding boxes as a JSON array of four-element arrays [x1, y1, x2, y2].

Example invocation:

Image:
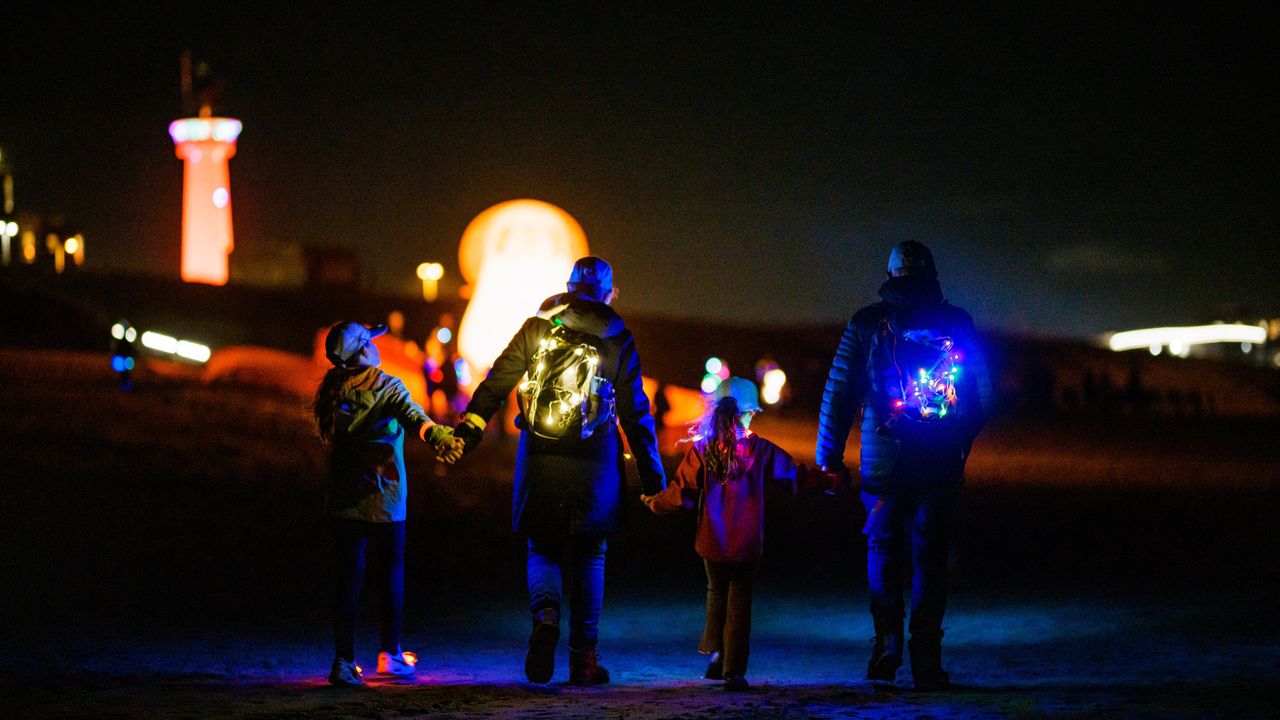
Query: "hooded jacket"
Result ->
[[325, 366, 431, 522], [465, 292, 667, 536], [651, 433, 800, 562], [816, 276, 994, 494]]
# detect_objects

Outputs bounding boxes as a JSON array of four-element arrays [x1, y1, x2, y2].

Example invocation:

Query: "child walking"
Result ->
[[315, 321, 464, 686], [644, 377, 831, 691]]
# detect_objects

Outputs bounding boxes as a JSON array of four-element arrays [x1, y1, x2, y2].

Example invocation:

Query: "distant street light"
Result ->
[[417, 262, 444, 302], [0, 221, 14, 266]]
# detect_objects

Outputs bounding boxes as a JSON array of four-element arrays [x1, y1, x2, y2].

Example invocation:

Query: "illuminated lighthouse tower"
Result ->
[[169, 116, 241, 285]]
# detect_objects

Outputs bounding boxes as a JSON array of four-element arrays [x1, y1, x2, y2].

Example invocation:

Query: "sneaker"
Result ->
[[703, 651, 724, 680], [525, 608, 560, 683], [723, 675, 750, 692], [328, 657, 364, 687], [867, 634, 903, 682], [568, 646, 611, 686], [377, 649, 418, 677]]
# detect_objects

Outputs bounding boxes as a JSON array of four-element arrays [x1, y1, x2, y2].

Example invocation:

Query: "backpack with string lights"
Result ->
[[517, 316, 617, 442], [867, 309, 970, 439]]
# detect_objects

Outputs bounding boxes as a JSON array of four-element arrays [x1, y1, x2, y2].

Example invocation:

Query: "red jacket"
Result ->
[[651, 434, 800, 562]]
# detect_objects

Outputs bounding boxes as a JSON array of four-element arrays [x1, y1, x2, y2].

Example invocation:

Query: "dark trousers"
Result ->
[[701, 558, 760, 678], [331, 517, 405, 661], [861, 483, 958, 643], [527, 534, 607, 649]]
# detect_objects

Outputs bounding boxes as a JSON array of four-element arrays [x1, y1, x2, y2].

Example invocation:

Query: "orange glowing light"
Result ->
[[170, 118, 242, 285], [456, 199, 589, 385]]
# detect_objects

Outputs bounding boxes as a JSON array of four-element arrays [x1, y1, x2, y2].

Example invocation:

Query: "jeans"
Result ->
[[331, 518, 405, 661], [861, 482, 958, 643], [527, 534, 607, 649], [701, 559, 760, 678]]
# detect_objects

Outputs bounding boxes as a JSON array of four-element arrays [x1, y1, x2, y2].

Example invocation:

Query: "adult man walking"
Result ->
[[816, 241, 993, 690], [454, 256, 666, 685]]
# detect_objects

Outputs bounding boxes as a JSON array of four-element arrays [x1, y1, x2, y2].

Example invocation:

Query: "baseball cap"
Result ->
[[713, 376, 762, 414], [567, 256, 613, 293], [887, 241, 937, 278], [325, 321, 387, 367]]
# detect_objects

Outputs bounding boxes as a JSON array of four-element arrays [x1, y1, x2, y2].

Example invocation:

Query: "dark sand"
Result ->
[[2, 350, 1277, 718]]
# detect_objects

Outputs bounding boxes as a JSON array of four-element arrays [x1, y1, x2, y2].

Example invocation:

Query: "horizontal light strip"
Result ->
[[141, 331, 178, 354], [176, 340, 212, 363], [140, 331, 211, 363], [1108, 324, 1266, 352]]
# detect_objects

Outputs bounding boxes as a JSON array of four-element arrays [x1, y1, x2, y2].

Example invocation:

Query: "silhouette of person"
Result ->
[[816, 242, 994, 690]]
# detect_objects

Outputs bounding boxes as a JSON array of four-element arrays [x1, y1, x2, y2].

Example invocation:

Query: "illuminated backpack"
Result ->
[[518, 319, 617, 441], [868, 310, 967, 433]]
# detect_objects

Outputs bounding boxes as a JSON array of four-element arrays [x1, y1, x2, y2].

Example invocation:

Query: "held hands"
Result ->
[[639, 494, 662, 514], [453, 413, 486, 455], [423, 424, 466, 464], [815, 464, 854, 495]]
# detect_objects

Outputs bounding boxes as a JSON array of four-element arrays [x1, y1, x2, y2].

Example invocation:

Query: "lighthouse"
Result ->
[[169, 116, 241, 285]]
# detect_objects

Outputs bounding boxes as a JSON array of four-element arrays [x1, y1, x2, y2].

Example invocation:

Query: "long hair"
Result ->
[[684, 395, 744, 482], [313, 366, 357, 443]]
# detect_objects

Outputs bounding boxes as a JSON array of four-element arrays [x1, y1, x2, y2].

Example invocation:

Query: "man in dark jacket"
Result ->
[[454, 256, 666, 685], [816, 241, 993, 690]]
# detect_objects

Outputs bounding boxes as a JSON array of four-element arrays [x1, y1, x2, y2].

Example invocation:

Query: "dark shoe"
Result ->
[[723, 675, 750, 691], [908, 637, 951, 691], [866, 634, 903, 682], [703, 651, 724, 680], [525, 608, 560, 683], [568, 646, 611, 686]]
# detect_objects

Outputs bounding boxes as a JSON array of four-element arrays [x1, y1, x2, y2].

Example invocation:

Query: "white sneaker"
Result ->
[[328, 657, 365, 686], [377, 649, 418, 677]]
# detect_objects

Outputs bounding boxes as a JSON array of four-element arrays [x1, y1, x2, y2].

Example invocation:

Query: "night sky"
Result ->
[[3, 3, 1276, 337]]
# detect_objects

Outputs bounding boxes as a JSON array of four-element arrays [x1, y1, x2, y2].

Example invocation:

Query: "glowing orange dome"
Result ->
[[457, 199, 588, 285]]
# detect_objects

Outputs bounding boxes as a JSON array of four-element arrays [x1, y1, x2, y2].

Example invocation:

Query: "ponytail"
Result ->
[[690, 395, 744, 481], [313, 366, 356, 442]]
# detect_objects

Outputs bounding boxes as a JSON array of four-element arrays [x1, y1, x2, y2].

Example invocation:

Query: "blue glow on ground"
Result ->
[[10, 592, 1277, 718]]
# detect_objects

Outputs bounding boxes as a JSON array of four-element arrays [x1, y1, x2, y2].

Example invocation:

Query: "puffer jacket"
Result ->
[[816, 276, 994, 494], [465, 293, 667, 536]]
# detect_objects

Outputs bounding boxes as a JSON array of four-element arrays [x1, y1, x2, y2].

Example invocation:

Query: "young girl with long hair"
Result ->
[[644, 377, 830, 691], [316, 320, 463, 686]]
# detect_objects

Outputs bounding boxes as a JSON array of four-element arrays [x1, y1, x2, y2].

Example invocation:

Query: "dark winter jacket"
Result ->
[[816, 276, 994, 494], [465, 293, 667, 537]]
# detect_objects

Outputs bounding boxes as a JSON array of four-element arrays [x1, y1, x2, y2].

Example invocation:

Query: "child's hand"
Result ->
[[639, 494, 661, 514], [436, 435, 465, 464], [424, 425, 465, 464], [817, 464, 853, 495]]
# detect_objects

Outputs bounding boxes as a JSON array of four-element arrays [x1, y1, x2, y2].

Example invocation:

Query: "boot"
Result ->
[[908, 636, 951, 691], [525, 607, 560, 683], [867, 633, 903, 682], [568, 645, 611, 686], [867, 616, 903, 682]]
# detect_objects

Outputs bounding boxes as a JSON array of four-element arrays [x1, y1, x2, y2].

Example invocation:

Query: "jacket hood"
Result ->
[[537, 292, 627, 338], [877, 275, 945, 309]]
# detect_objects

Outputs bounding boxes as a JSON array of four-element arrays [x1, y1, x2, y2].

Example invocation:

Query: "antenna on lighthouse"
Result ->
[[171, 51, 240, 285]]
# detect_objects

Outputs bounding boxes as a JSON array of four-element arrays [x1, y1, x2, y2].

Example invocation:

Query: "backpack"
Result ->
[[867, 308, 966, 434], [517, 319, 617, 441]]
